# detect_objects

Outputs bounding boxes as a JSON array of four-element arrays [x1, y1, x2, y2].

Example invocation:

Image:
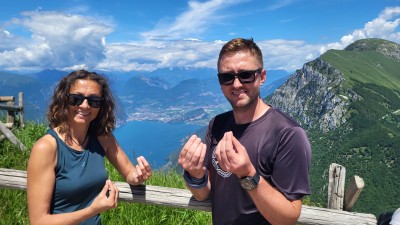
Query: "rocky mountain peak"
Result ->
[[267, 58, 361, 132], [267, 38, 400, 133], [344, 38, 400, 62]]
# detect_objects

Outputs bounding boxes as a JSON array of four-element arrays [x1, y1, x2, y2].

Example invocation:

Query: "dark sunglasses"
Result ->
[[67, 94, 103, 108], [217, 68, 262, 85]]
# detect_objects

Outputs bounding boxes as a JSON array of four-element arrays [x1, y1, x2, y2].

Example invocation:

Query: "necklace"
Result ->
[[67, 132, 88, 149]]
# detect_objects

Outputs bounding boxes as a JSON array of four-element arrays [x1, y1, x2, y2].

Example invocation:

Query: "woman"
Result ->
[[27, 70, 152, 225]]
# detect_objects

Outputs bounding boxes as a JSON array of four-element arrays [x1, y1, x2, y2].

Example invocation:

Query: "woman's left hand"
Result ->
[[128, 156, 152, 185]]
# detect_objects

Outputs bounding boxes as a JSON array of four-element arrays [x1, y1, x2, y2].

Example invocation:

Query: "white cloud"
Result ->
[[0, 28, 25, 51], [0, 5, 399, 73], [0, 10, 113, 71], [296, 6, 400, 72], [140, 0, 245, 40], [256, 6, 400, 71], [1, 29, 11, 37], [98, 39, 223, 72], [258, 39, 323, 71], [267, 0, 297, 11], [325, 7, 400, 51]]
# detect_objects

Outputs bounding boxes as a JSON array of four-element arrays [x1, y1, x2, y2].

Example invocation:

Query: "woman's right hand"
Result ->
[[90, 180, 119, 214], [127, 156, 152, 185]]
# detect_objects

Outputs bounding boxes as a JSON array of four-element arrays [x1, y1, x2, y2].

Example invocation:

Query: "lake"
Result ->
[[113, 120, 203, 169]]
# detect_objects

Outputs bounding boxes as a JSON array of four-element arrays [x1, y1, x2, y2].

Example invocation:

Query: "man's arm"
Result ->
[[247, 173, 302, 224], [184, 171, 211, 201], [215, 131, 306, 225], [178, 135, 211, 201]]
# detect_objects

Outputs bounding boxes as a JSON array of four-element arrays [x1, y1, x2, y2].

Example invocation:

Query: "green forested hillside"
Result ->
[[308, 81, 400, 214], [307, 39, 400, 216]]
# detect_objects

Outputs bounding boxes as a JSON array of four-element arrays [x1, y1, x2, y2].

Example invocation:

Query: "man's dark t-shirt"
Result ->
[[204, 107, 312, 225]]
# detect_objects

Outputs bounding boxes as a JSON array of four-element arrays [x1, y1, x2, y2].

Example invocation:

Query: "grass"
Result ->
[[320, 49, 400, 91], [0, 121, 211, 225], [103, 165, 211, 225]]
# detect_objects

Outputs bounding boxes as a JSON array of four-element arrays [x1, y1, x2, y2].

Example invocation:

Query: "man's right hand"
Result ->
[[178, 135, 207, 178]]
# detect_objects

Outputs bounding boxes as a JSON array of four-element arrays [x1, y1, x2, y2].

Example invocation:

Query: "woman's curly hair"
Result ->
[[47, 70, 115, 136]]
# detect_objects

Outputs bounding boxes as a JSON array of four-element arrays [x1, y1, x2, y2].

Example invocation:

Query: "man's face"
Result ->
[[218, 51, 265, 112]]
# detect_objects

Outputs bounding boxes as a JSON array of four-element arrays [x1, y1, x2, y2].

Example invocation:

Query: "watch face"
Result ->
[[240, 177, 257, 190]]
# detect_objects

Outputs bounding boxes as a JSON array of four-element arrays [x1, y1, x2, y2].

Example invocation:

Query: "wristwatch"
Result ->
[[239, 172, 260, 191]]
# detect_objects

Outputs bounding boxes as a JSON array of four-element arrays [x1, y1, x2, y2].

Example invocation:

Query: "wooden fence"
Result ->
[[0, 92, 26, 150], [0, 92, 24, 128], [0, 167, 377, 225]]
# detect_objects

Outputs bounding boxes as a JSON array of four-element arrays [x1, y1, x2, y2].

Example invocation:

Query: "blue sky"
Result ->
[[0, 0, 399, 73]]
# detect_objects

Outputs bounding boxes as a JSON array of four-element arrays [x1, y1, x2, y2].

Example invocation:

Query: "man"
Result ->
[[178, 38, 311, 225]]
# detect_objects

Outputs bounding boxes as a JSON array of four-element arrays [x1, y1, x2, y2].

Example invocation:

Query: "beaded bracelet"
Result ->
[[183, 170, 208, 189]]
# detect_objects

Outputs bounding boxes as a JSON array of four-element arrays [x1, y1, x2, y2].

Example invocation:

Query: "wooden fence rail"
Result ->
[[0, 121, 26, 151], [0, 168, 377, 225], [0, 92, 24, 128]]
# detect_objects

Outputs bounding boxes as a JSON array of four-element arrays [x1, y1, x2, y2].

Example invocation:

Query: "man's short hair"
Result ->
[[217, 38, 263, 69]]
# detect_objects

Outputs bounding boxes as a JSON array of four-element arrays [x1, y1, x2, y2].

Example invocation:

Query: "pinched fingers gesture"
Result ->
[[90, 180, 119, 214], [215, 132, 252, 177], [129, 156, 152, 185], [178, 135, 207, 178]]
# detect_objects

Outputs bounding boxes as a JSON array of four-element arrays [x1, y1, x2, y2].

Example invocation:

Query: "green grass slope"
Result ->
[[321, 49, 400, 90]]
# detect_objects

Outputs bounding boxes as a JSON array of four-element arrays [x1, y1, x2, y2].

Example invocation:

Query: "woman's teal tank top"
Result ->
[[47, 129, 108, 225]]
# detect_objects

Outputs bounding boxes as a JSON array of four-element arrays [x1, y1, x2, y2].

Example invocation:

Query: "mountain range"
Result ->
[[266, 38, 400, 216], [0, 64, 289, 125]]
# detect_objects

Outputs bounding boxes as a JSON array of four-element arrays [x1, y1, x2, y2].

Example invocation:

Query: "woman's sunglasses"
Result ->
[[217, 68, 262, 85], [67, 94, 103, 108]]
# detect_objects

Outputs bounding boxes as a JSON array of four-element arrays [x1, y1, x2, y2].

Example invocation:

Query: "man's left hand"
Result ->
[[215, 131, 256, 178]]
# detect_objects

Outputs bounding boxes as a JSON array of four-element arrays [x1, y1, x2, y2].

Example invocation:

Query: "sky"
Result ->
[[0, 0, 399, 74]]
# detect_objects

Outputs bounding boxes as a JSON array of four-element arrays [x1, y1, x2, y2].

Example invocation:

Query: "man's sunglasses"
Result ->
[[217, 68, 262, 85], [67, 94, 103, 108]]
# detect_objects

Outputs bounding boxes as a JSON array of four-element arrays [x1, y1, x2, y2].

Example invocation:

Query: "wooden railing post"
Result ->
[[344, 175, 365, 211], [328, 163, 346, 210], [6, 96, 15, 128], [0, 93, 24, 128], [18, 92, 24, 128]]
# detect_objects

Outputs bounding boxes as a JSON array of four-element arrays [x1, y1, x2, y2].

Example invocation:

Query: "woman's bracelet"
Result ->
[[183, 170, 208, 189]]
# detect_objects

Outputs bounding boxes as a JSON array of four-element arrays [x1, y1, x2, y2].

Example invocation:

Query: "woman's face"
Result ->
[[67, 79, 102, 126]]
